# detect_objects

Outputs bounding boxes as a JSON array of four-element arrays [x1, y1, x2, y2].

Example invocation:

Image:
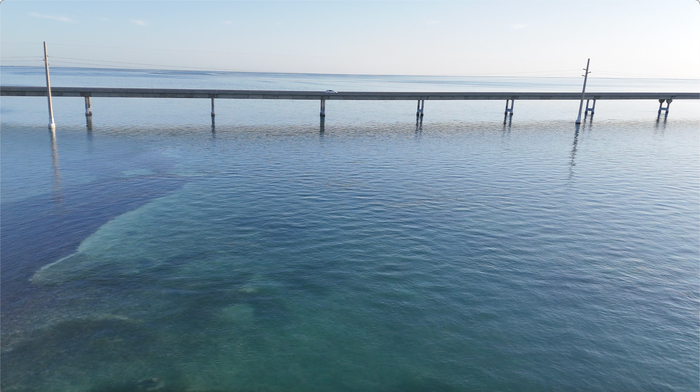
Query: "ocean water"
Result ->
[[1, 66, 699, 391]]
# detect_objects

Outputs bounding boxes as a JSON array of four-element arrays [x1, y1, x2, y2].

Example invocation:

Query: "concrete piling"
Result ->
[[416, 100, 425, 117], [504, 99, 515, 116], [84, 96, 92, 116], [584, 99, 596, 118], [657, 98, 672, 120]]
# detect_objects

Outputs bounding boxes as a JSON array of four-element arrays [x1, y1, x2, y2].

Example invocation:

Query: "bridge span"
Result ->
[[2, 85, 697, 126]]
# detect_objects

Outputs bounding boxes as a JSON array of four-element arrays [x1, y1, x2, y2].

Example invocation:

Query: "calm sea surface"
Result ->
[[1, 66, 699, 391]]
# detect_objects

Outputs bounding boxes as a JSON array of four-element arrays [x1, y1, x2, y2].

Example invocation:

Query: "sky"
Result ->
[[1, 0, 699, 78]]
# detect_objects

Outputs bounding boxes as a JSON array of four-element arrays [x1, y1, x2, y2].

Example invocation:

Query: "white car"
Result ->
[[325, 90, 337, 93]]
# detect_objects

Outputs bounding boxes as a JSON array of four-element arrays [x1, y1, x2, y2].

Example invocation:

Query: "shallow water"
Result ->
[[1, 67, 699, 391]]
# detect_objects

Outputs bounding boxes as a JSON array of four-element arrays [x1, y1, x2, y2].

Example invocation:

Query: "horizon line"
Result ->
[[1, 64, 698, 80]]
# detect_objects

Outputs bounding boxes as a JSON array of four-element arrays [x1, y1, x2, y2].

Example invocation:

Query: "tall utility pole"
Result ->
[[44, 41, 56, 130], [575, 58, 591, 125]]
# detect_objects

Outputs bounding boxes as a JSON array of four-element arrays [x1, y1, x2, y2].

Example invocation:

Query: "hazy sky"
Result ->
[[1, 1, 699, 78]]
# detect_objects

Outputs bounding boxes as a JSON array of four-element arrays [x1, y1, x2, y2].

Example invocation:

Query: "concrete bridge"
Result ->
[[2, 85, 698, 125]]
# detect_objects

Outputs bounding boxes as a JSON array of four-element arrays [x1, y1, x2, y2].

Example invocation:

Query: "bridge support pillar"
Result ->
[[584, 99, 596, 118], [657, 99, 672, 119], [320, 98, 326, 117], [504, 99, 515, 117], [84, 96, 92, 116], [211, 98, 215, 117], [416, 100, 425, 117]]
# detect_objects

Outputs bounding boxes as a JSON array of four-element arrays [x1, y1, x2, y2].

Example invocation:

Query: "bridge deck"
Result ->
[[2, 86, 698, 101]]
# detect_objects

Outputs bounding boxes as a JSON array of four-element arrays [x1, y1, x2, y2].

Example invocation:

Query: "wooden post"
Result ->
[[44, 42, 55, 130], [320, 98, 326, 117], [211, 98, 215, 117]]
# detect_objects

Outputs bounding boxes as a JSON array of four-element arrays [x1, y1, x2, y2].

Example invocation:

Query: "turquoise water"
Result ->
[[1, 67, 699, 391]]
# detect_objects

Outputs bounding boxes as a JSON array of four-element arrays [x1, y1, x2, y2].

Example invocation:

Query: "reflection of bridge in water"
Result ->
[[2, 86, 698, 128]]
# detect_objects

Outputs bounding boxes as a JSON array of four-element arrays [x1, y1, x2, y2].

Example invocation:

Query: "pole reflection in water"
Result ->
[[86, 116, 95, 154], [655, 115, 668, 134], [568, 124, 580, 182], [86, 126, 94, 154], [319, 116, 325, 135], [49, 129, 63, 203], [586, 116, 593, 131], [502, 114, 512, 131], [415, 115, 423, 132], [211, 116, 216, 137], [584, 112, 594, 124]]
